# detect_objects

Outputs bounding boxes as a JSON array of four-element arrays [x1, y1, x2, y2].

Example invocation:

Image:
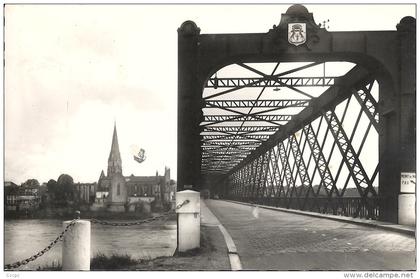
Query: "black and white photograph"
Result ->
[[2, 2, 417, 277]]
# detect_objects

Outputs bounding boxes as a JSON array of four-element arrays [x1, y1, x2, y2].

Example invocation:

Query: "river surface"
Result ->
[[4, 219, 177, 270]]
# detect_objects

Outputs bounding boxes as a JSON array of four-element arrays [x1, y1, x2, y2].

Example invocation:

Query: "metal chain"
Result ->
[[90, 211, 174, 226], [91, 199, 190, 226], [4, 200, 191, 269], [4, 219, 77, 270]]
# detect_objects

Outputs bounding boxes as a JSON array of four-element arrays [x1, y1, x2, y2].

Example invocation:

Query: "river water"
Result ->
[[4, 219, 177, 270]]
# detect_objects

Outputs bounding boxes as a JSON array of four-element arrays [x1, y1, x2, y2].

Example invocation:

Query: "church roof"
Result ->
[[108, 123, 121, 163]]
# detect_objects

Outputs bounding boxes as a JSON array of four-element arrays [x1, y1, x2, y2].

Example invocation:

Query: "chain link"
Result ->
[[91, 199, 190, 226], [176, 199, 190, 210], [91, 211, 174, 226], [4, 199, 191, 269], [5, 219, 77, 270]]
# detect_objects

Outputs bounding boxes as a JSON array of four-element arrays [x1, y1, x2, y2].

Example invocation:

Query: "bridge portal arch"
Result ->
[[177, 5, 415, 223]]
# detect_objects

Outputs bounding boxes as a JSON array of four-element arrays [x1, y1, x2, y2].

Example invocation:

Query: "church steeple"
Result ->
[[107, 122, 122, 175]]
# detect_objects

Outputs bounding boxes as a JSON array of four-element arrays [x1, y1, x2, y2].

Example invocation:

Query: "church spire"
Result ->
[[108, 122, 122, 175]]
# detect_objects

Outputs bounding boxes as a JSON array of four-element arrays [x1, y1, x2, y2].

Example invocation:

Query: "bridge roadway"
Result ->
[[204, 199, 415, 271]]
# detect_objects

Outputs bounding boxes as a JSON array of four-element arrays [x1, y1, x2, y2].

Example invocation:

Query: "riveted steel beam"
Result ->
[[227, 65, 371, 176], [205, 76, 336, 88], [352, 81, 379, 132], [303, 123, 338, 197], [205, 99, 310, 108], [323, 111, 377, 197], [202, 114, 294, 123]]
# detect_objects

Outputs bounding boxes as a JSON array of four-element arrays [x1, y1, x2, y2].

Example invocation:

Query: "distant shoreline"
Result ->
[[5, 207, 176, 221]]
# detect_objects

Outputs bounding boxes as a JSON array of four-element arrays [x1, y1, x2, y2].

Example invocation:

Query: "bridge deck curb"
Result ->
[[201, 199, 242, 271]]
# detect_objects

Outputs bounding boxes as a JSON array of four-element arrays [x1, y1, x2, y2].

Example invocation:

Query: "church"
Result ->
[[95, 123, 174, 212]]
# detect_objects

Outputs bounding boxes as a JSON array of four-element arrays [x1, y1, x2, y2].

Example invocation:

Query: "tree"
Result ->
[[21, 179, 40, 189], [46, 179, 57, 193], [56, 174, 75, 203]]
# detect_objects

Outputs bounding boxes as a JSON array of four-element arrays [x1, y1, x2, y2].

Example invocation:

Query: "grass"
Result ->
[[36, 261, 62, 271], [37, 253, 141, 271], [38, 230, 214, 271], [90, 253, 140, 270]]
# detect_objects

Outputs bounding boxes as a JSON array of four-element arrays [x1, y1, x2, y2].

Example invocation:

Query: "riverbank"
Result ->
[[5, 207, 175, 220]]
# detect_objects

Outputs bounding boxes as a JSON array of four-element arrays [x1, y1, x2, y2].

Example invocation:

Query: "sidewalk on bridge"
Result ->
[[132, 198, 231, 271], [227, 199, 415, 236]]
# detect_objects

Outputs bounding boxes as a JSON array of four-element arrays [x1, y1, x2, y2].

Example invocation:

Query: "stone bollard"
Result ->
[[176, 190, 200, 252], [62, 219, 91, 270]]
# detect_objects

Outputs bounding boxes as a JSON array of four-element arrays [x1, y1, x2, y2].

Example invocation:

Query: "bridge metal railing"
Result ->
[[232, 196, 381, 220]]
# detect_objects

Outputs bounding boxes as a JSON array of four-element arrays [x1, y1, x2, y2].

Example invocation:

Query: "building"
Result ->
[[4, 181, 41, 212], [5, 181, 18, 188], [96, 123, 173, 212], [73, 182, 96, 204]]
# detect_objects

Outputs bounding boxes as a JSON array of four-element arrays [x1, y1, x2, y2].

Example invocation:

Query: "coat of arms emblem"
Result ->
[[288, 23, 306, 46]]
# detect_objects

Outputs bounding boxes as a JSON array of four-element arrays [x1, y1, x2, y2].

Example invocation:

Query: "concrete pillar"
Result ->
[[176, 190, 200, 252], [62, 220, 91, 270], [398, 194, 415, 225], [177, 21, 202, 192], [379, 16, 416, 223], [396, 16, 416, 225], [398, 172, 416, 226]]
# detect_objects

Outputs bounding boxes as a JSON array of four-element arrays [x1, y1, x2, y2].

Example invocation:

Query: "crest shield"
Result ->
[[288, 23, 306, 46]]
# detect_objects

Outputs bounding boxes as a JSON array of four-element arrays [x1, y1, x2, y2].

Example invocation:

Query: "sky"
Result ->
[[4, 4, 416, 185]]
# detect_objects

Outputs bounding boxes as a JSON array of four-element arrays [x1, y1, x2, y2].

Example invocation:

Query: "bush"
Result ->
[[91, 253, 139, 270], [36, 261, 62, 271]]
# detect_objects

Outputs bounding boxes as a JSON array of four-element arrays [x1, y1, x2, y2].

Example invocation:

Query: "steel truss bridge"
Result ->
[[177, 5, 415, 223]]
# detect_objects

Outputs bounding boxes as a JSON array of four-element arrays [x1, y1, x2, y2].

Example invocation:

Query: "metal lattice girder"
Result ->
[[202, 140, 261, 146], [236, 165, 245, 196], [203, 157, 250, 163], [202, 151, 250, 157], [289, 134, 316, 209], [255, 152, 270, 197], [202, 165, 240, 170], [203, 114, 293, 123], [202, 145, 257, 151], [247, 156, 259, 197], [302, 123, 338, 197], [202, 135, 270, 141], [271, 145, 286, 197], [253, 155, 263, 197], [226, 65, 371, 176], [244, 163, 252, 198], [256, 154, 267, 197], [202, 158, 244, 164], [205, 76, 335, 88], [261, 151, 271, 197], [203, 126, 279, 133], [323, 110, 377, 197], [202, 159, 247, 165], [245, 160, 255, 197], [202, 163, 243, 169], [243, 165, 249, 198], [202, 158, 243, 164], [203, 154, 250, 159], [266, 147, 279, 197], [239, 168, 246, 197], [205, 99, 310, 108], [278, 141, 296, 199], [352, 81, 379, 132]]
